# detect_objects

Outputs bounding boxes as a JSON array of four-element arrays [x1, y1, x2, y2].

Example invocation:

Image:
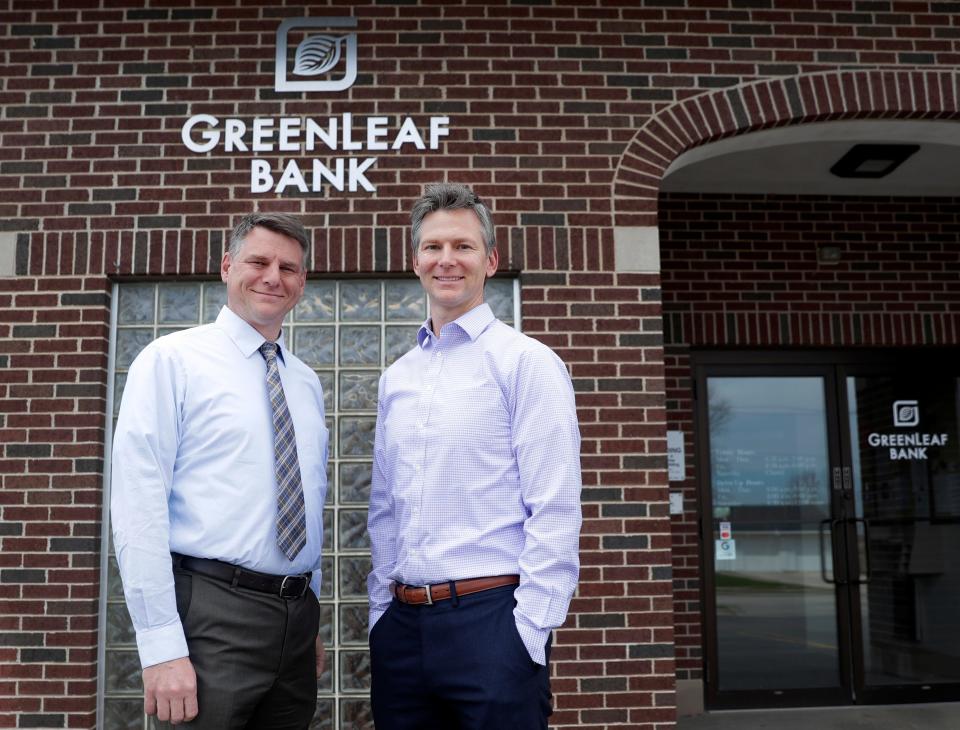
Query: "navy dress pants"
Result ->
[[369, 584, 552, 730]]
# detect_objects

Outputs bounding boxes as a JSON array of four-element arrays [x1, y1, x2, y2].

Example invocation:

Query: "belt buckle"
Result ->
[[423, 583, 433, 606], [280, 575, 308, 600]]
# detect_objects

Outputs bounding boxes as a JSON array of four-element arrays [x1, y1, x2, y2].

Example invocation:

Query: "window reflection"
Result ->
[[708, 377, 839, 691], [847, 375, 960, 687]]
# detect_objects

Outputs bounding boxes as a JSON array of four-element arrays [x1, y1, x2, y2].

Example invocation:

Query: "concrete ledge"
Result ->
[[614, 226, 660, 272], [0, 233, 16, 277], [676, 679, 704, 717]]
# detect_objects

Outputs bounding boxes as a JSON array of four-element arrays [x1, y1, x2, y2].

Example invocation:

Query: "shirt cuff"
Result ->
[[135, 620, 190, 669], [514, 615, 550, 666], [368, 607, 387, 636]]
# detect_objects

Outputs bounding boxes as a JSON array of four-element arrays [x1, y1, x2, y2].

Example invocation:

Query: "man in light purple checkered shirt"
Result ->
[[367, 183, 583, 729]]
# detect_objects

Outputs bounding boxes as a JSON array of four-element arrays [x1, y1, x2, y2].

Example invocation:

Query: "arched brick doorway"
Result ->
[[614, 69, 960, 227], [612, 69, 960, 714]]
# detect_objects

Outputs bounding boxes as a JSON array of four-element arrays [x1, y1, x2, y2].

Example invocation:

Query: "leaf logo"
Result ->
[[275, 18, 357, 92], [293, 34, 347, 77], [893, 400, 919, 427]]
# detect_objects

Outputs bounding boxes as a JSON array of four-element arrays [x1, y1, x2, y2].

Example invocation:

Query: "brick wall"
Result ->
[[659, 192, 960, 681], [2, 1, 959, 727]]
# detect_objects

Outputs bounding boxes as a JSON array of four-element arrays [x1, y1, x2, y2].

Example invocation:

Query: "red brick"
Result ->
[[5, 11, 960, 730]]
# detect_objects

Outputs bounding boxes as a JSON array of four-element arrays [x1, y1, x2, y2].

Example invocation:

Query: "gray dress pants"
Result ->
[[170, 567, 321, 729]]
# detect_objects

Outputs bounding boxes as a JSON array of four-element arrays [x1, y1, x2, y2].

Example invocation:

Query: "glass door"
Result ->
[[842, 368, 960, 704], [701, 370, 851, 708], [697, 353, 960, 709]]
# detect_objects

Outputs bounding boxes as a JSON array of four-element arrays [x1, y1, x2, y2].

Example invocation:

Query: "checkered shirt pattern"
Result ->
[[367, 303, 582, 665], [260, 341, 307, 561]]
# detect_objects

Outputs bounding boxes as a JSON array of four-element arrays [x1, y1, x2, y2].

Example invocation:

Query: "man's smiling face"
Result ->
[[221, 226, 306, 341], [413, 208, 498, 331]]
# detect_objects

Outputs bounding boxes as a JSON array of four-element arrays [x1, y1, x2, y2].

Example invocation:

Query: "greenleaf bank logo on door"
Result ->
[[893, 400, 919, 428], [275, 17, 358, 92], [866, 399, 948, 460]]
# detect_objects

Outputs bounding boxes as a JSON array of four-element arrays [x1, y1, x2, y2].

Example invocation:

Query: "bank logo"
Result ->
[[275, 17, 358, 92], [893, 400, 919, 428]]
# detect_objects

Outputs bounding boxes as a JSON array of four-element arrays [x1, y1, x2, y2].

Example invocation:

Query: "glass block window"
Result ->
[[99, 277, 518, 730]]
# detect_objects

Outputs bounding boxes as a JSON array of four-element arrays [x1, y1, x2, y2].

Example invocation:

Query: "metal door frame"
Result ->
[[693, 354, 851, 709]]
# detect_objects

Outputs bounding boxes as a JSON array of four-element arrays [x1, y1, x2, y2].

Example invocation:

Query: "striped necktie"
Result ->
[[259, 341, 307, 561]]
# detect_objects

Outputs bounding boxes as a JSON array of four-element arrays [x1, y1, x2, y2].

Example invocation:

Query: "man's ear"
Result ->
[[296, 269, 306, 298], [485, 247, 499, 278], [220, 251, 231, 283]]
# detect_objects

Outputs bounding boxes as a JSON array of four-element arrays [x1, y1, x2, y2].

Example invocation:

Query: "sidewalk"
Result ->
[[678, 703, 959, 730]]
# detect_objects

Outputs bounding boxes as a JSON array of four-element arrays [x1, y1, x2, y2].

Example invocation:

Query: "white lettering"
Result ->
[[250, 159, 273, 193], [349, 158, 377, 192], [392, 117, 425, 150], [181, 114, 220, 153], [306, 117, 337, 151], [276, 159, 309, 193], [429, 116, 450, 149], [184, 115, 450, 155], [366, 116, 389, 151], [252, 118, 275, 152], [890, 447, 928, 460], [313, 159, 345, 192], [279, 118, 301, 152], [869, 431, 949, 449], [188, 114, 451, 195], [341, 113, 362, 151], [224, 119, 247, 152]]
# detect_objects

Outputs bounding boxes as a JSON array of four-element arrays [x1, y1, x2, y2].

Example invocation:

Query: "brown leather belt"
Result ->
[[392, 575, 520, 605]]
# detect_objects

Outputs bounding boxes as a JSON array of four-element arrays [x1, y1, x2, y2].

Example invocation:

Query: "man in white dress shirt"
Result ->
[[111, 213, 328, 728], [367, 183, 582, 729]]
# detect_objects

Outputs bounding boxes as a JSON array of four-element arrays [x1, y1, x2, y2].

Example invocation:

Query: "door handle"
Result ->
[[819, 518, 838, 585], [849, 517, 872, 585], [842, 466, 852, 493]]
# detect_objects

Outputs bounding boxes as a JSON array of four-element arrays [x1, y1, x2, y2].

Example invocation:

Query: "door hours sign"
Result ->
[[667, 430, 685, 481]]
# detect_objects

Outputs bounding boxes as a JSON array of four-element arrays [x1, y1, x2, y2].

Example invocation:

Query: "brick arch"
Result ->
[[613, 69, 960, 227]]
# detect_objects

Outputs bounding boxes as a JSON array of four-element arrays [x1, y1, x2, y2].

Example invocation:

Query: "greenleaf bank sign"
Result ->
[[180, 16, 451, 194], [867, 400, 950, 461]]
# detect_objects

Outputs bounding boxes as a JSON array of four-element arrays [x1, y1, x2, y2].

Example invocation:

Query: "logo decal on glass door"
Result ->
[[893, 400, 920, 428]]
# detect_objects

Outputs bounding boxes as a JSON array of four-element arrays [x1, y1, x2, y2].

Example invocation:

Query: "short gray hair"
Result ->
[[410, 183, 496, 256], [228, 212, 310, 268]]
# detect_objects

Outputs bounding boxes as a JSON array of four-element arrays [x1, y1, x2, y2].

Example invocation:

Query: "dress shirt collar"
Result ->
[[216, 305, 288, 362], [417, 302, 496, 349]]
